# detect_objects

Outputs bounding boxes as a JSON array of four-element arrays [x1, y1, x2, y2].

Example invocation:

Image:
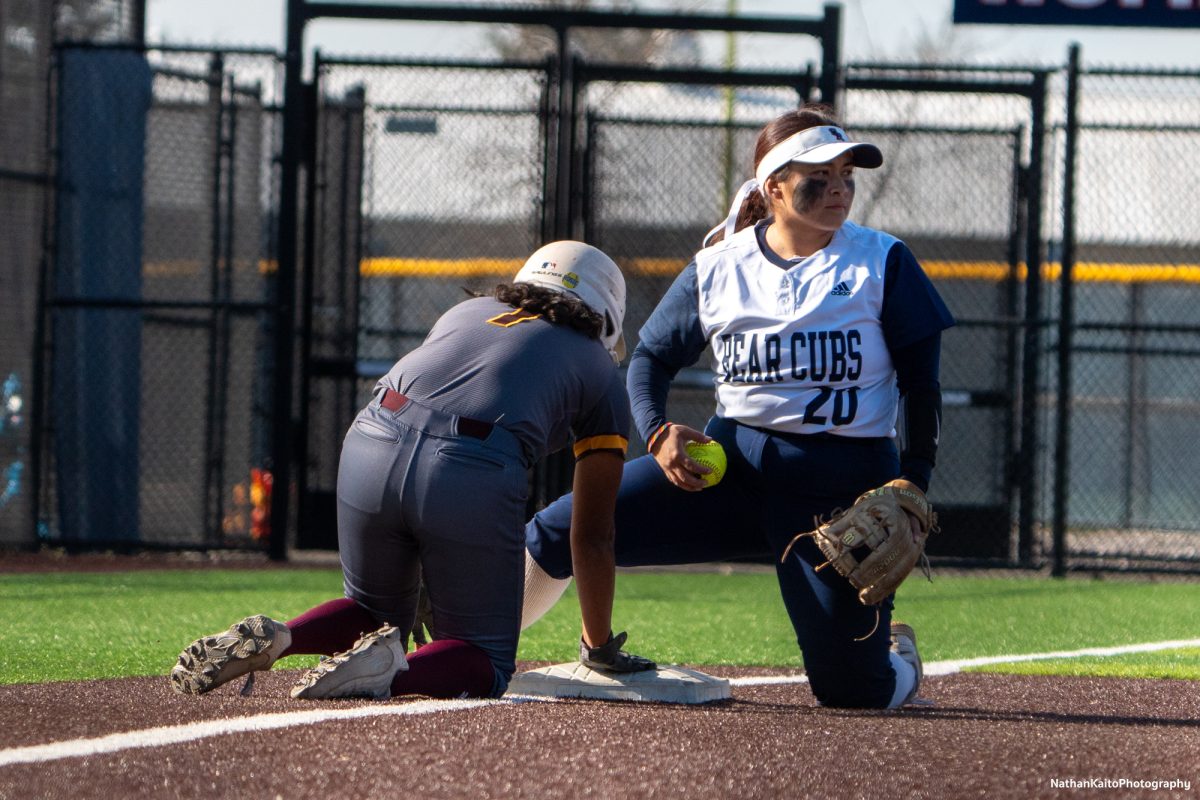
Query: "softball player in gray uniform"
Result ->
[[172, 241, 654, 701], [522, 107, 954, 709]]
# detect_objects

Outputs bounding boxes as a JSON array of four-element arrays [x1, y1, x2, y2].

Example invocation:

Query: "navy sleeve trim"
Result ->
[[627, 345, 675, 445], [635, 262, 707, 372], [892, 332, 943, 492], [881, 242, 956, 352]]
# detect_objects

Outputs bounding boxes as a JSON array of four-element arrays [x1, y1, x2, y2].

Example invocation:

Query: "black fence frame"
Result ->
[[16, 13, 1200, 575], [844, 62, 1052, 567], [1050, 51, 1200, 576], [272, 0, 843, 559], [30, 42, 282, 551]]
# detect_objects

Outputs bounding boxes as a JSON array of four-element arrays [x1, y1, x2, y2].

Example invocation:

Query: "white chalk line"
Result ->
[[4, 637, 1199, 768], [0, 697, 540, 768], [920, 636, 1200, 677], [726, 637, 1200, 686]]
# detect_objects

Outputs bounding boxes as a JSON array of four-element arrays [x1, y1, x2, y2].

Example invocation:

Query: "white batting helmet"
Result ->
[[514, 240, 627, 364]]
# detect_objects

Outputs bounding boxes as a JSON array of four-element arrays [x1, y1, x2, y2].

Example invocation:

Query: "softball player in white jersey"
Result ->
[[524, 106, 954, 708]]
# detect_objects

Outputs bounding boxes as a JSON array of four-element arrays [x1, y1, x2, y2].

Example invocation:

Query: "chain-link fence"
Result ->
[[318, 58, 552, 369], [582, 79, 809, 457], [39, 45, 282, 549], [1043, 65, 1200, 572], [292, 57, 556, 544], [9, 23, 1200, 571], [839, 65, 1055, 564], [3, 1, 147, 547], [0, 0, 57, 545]]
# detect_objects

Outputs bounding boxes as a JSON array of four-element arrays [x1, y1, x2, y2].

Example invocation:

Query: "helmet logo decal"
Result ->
[[513, 240, 626, 363]]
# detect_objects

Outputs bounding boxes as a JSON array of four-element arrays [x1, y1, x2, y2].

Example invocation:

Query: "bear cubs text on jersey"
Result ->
[[718, 328, 863, 384]]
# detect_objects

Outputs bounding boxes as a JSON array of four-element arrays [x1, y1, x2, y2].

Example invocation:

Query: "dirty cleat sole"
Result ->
[[171, 614, 291, 695], [291, 625, 408, 700]]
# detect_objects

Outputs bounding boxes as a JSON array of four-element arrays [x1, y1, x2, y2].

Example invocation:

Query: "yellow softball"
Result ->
[[685, 440, 727, 488]]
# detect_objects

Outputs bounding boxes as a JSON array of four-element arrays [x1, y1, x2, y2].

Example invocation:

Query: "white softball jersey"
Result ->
[[695, 221, 901, 437]]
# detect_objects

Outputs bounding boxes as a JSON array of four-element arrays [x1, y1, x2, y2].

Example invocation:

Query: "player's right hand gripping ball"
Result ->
[[781, 479, 937, 606], [685, 440, 727, 488]]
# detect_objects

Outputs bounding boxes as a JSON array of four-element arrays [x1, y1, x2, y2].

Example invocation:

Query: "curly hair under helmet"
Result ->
[[492, 283, 604, 338]]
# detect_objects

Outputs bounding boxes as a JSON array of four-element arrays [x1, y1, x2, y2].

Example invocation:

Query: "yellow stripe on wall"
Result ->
[[1065, 262, 1200, 283], [160, 258, 1200, 284], [923, 261, 1200, 283], [360, 258, 523, 277], [922, 260, 1013, 281], [356, 257, 1200, 284]]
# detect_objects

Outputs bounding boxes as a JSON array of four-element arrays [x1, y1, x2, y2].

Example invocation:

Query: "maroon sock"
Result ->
[[281, 598, 381, 657], [390, 638, 496, 699]]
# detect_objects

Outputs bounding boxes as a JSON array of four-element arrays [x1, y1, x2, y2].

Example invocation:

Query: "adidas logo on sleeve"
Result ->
[[830, 281, 853, 296]]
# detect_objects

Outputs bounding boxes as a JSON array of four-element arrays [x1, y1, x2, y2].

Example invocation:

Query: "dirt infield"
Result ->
[[2, 666, 1197, 799]]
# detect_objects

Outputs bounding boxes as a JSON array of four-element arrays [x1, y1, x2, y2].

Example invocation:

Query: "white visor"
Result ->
[[753, 125, 883, 187]]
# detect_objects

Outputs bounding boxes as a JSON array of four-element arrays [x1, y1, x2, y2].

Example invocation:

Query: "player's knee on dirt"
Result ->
[[521, 550, 572, 629], [483, 647, 518, 698], [886, 650, 917, 709], [806, 659, 897, 709]]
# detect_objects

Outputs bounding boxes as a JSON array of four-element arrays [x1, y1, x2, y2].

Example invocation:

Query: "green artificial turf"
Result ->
[[969, 648, 1200, 680], [2, 568, 1199, 685], [0, 569, 344, 684], [891, 573, 1200, 665]]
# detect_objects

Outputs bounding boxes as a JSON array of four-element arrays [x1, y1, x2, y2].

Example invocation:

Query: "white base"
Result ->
[[507, 662, 731, 704]]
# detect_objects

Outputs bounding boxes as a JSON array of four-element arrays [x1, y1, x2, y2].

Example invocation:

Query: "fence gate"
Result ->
[[296, 57, 1050, 563], [578, 65, 1045, 566], [297, 57, 554, 548], [1051, 62, 1200, 573], [577, 65, 817, 455], [839, 64, 1051, 565]]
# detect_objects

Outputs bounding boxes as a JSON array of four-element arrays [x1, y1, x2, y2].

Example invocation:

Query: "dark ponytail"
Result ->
[[493, 283, 604, 338]]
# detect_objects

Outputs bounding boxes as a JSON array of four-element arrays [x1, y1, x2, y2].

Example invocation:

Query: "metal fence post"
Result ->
[[131, 0, 147, 46], [28, 46, 62, 548], [1052, 45, 1082, 577], [819, 4, 841, 108], [214, 74, 242, 545], [553, 27, 574, 240], [539, 55, 556, 244], [269, 0, 307, 561], [294, 56, 320, 549], [203, 52, 226, 543], [1017, 70, 1049, 567], [1005, 126, 1025, 564]]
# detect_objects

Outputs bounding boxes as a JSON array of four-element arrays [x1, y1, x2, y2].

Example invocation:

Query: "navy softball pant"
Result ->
[[526, 415, 903, 708], [336, 395, 529, 697]]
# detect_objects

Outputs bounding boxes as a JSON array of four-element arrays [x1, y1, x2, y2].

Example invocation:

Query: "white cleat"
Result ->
[[890, 621, 923, 706], [171, 614, 291, 695], [291, 625, 409, 700]]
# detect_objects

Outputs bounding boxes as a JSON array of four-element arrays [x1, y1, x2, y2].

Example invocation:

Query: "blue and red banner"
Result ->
[[954, 0, 1200, 28]]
